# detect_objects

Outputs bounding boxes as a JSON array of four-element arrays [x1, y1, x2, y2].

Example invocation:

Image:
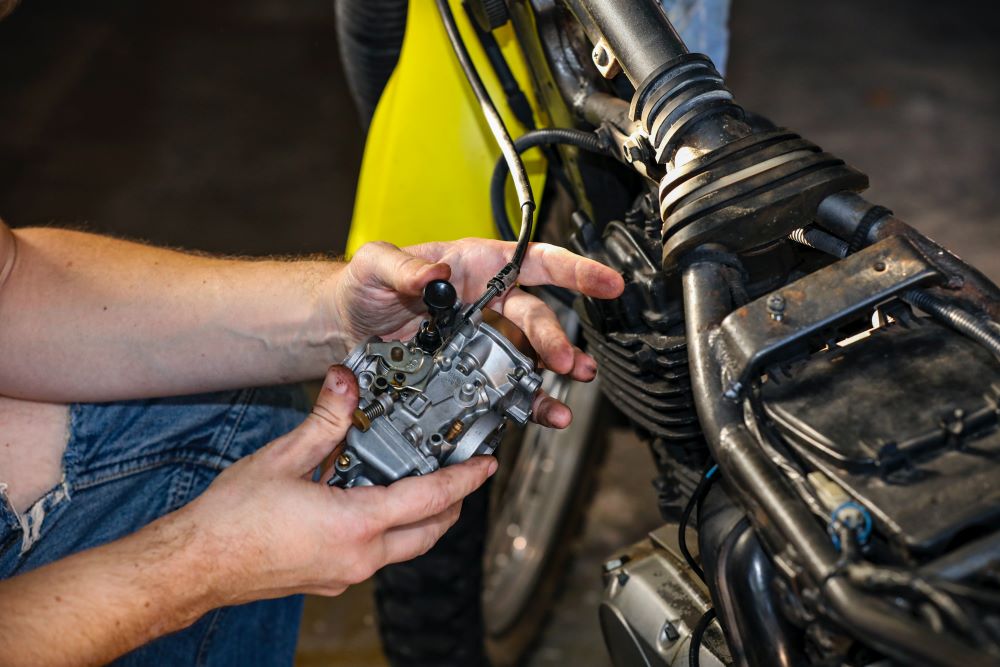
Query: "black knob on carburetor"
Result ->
[[423, 279, 458, 329], [416, 279, 458, 353]]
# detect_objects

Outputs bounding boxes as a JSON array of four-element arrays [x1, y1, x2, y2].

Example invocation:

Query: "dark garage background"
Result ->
[[1, 1, 997, 665]]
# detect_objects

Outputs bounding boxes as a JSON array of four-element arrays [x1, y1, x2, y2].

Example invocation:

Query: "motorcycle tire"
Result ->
[[374, 369, 609, 667]]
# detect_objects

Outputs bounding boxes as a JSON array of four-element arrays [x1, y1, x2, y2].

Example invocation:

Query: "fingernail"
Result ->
[[332, 378, 349, 394], [487, 459, 499, 477]]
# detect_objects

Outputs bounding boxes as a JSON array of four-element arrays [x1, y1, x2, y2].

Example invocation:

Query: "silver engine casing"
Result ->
[[601, 524, 731, 667], [330, 309, 542, 488]]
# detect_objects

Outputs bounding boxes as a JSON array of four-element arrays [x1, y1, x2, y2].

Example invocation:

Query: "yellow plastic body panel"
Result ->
[[345, 0, 547, 256]]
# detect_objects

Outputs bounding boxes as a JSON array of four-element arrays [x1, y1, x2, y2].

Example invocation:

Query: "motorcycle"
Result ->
[[336, 1, 1000, 665]]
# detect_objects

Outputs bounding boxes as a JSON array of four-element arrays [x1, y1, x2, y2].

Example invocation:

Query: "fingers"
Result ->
[[518, 243, 625, 299], [501, 288, 574, 374], [369, 456, 496, 529], [501, 289, 598, 380], [352, 241, 452, 297], [405, 240, 624, 300], [532, 391, 572, 429], [381, 501, 463, 565], [275, 366, 359, 475]]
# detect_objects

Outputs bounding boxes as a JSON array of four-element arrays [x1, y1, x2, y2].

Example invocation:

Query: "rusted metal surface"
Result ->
[[872, 217, 1000, 321], [719, 236, 941, 396]]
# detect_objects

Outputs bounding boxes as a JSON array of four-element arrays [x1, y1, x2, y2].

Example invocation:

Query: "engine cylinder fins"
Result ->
[[580, 322, 703, 445], [657, 130, 868, 271]]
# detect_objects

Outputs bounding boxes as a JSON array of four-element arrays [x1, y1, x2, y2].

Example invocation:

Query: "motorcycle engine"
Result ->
[[329, 280, 542, 488]]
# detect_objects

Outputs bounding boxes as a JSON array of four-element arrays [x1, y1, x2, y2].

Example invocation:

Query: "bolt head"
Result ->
[[659, 621, 680, 643], [767, 294, 787, 322]]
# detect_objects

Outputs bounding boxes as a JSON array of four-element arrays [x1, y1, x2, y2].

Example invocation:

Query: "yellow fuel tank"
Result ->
[[345, 0, 547, 255]]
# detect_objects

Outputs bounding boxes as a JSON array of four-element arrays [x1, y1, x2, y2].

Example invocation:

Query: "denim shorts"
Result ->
[[0, 385, 309, 666]]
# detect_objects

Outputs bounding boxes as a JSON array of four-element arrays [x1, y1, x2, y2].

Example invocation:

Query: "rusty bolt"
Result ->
[[767, 294, 786, 322], [873, 261, 887, 272], [390, 346, 404, 362]]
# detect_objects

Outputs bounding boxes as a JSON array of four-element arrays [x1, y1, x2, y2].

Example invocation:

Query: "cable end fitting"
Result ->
[[487, 261, 520, 296]]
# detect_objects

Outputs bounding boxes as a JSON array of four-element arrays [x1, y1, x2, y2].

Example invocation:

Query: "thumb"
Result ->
[[355, 241, 451, 297], [276, 365, 359, 475]]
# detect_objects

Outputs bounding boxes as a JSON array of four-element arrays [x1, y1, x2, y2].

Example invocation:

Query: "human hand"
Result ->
[[183, 365, 496, 604], [329, 239, 624, 427]]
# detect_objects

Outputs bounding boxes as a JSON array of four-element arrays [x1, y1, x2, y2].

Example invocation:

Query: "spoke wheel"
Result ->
[[483, 370, 608, 664]]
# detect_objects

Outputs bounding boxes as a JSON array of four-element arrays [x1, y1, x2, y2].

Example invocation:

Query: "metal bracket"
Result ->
[[591, 37, 621, 79], [719, 236, 941, 397]]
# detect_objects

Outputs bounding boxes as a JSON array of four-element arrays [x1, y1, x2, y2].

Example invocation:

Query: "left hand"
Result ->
[[330, 239, 624, 428]]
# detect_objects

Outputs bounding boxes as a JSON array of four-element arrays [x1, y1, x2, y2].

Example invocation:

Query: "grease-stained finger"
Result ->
[[531, 391, 572, 429], [500, 288, 575, 374]]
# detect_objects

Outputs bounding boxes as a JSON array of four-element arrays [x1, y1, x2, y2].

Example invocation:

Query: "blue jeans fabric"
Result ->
[[0, 385, 310, 666], [662, 0, 731, 74]]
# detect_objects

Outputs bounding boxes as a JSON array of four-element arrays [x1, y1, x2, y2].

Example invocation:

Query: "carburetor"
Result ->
[[328, 279, 542, 488]]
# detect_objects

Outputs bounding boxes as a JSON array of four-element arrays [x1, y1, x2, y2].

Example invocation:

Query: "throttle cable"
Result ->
[[435, 0, 534, 319]]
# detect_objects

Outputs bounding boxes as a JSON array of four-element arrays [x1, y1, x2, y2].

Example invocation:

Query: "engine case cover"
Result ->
[[330, 309, 541, 488]]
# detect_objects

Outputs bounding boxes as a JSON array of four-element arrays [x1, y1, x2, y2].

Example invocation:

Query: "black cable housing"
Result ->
[[678, 465, 718, 583], [490, 128, 610, 242], [688, 607, 717, 667], [902, 289, 1000, 360]]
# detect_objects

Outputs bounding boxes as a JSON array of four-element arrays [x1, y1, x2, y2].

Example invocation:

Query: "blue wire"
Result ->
[[705, 464, 719, 479]]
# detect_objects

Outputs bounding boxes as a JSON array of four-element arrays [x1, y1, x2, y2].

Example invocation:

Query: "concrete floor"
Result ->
[[0, 1, 997, 666]]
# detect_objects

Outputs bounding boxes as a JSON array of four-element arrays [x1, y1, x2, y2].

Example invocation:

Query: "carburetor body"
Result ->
[[329, 281, 541, 488]]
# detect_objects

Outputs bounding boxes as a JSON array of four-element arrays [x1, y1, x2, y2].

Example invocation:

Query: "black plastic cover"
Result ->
[[762, 320, 1000, 555]]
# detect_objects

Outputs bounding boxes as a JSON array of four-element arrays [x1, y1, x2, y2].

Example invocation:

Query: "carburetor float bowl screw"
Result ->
[[353, 398, 387, 432]]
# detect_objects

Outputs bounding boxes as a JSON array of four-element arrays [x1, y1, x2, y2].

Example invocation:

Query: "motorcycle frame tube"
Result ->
[[681, 253, 995, 667], [563, 0, 689, 86], [698, 484, 806, 667]]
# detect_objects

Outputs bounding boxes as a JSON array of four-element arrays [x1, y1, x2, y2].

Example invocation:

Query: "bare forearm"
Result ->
[[0, 228, 349, 401], [0, 512, 220, 667]]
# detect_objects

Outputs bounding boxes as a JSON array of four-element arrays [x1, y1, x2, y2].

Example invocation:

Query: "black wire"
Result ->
[[689, 607, 717, 667], [491, 128, 609, 243], [679, 465, 718, 583]]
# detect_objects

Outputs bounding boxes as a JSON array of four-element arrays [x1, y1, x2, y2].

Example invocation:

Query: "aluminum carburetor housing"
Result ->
[[329, 280, 541, 488]]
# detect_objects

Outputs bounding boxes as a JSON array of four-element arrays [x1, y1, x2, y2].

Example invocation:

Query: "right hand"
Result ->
[[181, 365, 496, 605]]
